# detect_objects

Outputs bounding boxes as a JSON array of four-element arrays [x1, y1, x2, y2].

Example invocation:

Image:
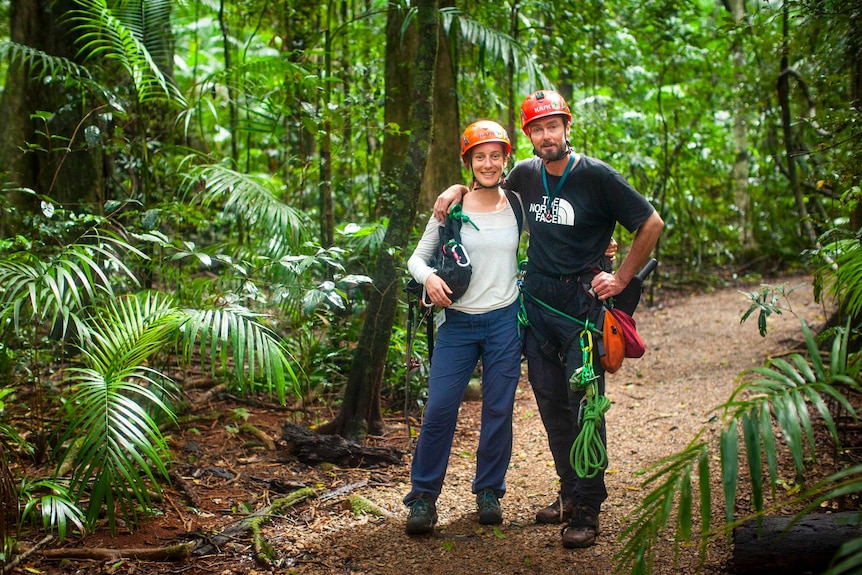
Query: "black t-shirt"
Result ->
[[503, 154, 655, 277]]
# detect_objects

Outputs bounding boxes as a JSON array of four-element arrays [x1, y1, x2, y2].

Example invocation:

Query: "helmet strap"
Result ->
[[470, 175, 505, 191]]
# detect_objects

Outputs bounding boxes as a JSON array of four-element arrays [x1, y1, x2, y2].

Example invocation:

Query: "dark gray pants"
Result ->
[[523, 275, 608, 512]]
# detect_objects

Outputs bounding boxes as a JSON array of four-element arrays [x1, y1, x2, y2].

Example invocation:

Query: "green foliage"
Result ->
[[615, 289, 862, 575], [0, 41, 93, 83], [2, 0, 861, 554], [18, 478, 85, 541], [67, 0, 184, 104], [815, 231, 862, 319], [0, 220, 300, 534], [616, 438, 711, 575]]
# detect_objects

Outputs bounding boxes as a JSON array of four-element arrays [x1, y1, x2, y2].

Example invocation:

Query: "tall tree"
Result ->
[[420, 0, 460, 211], [723, 0, 755, 250], [0, 0, 104, 233], [320, 0, 438, 440]]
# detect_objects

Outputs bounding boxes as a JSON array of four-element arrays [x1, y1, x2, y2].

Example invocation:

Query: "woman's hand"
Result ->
[[424, 273, 453, 307]]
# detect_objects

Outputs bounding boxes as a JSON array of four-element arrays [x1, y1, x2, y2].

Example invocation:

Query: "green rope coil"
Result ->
[[569, 385, 611, 478], [567, 328, 611, 479]]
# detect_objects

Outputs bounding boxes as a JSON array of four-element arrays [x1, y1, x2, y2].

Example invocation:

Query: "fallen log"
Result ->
[[732, 511, 862, 575], [281, 423, 403, 468], [41, 542, 191, 562], [192, 487, 316, 560]]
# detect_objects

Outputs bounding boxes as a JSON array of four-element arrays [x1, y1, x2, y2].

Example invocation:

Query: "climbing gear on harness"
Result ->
[[403, 282, 435, 447], [611, 258, 658, 315], [405, 204, 477, 307], [568, 327, 610, 479], [519, 284, 609, 479], [608, 306, 644, 359], [600, 307, 625, 373]]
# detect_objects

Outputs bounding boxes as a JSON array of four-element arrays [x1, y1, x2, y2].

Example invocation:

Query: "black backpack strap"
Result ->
[[439, 206, 465, 247], [505, 190, 524, 235]]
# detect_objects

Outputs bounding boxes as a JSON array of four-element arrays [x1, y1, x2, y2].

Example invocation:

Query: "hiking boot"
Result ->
[[535, 495, 575, 524], [476, 488, 503, 525], [561, 504, 600, 549], [405, 493, 438, 535]]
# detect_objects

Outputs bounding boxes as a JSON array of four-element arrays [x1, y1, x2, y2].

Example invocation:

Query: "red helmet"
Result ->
[[519, 90, 572, 135], [460, 120, 511, 166]]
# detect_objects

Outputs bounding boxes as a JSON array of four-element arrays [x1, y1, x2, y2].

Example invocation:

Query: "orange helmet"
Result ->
[[460, 120, 511, 166], [519, 90, 572, 135]]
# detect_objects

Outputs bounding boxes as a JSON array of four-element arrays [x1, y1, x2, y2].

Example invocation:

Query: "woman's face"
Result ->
[[470, 142, 508, 187]]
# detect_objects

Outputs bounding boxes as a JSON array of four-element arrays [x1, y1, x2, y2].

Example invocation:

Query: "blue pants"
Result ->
[[404, 300, 522, 502], [522, 274, 609, 513]]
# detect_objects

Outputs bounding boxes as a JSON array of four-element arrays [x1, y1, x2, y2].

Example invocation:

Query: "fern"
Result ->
[[0, 229, 143, 344], [438, 7, 550, 89], [177, 304, 300, 403]]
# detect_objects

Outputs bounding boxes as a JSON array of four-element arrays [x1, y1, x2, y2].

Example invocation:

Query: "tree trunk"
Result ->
[[506, 3, 519, 154], [322, 0, 438, 440], [420, 0, 461, 211], [776, 4, 818, 250], [372, 5, 416, 219], [279, 2, 318, 211], [848, 5, 862, 232], [723, 0, 755, 250], [0, 0, 104, 236], [320, 23, 335, 247]]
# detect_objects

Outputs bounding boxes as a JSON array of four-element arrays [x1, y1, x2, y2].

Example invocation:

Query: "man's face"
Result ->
[[527, 115, 568, 162]]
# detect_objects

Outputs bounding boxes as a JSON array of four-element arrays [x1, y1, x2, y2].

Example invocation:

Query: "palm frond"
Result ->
[[18, 478, 85, 541], [614, 437, 711, 575], [618, 317, 861, 575], [53, 293, 179, 532], [111, 0, 174, 70], [66, 0, 185, 105], [0, 41, 93, 82], [57, 292, 179, 532], [816, 237, 862, 318], [0, 230, 143, 343], [179, 161, 309, 251], [829, 535, 862, 575], [439, 7, 551, 89], [177, 305, 300, 403], [722, 318, 861, 511]]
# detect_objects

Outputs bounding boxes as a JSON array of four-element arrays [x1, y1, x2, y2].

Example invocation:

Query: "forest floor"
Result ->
[[11, 272, 848, 575]]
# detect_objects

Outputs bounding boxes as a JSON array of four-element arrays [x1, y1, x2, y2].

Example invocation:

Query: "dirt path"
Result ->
[[282, 274, 826, 575], [52, 275, 827, 575]]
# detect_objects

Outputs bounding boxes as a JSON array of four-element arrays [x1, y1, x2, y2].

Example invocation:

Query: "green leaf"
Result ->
[[720, 421, 739, 527]]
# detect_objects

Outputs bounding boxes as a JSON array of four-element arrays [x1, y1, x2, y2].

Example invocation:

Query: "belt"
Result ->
[[533, 270, 597, 284]]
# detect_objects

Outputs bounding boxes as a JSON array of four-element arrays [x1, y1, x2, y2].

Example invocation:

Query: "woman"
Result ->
[[403, 120, 523, 535]]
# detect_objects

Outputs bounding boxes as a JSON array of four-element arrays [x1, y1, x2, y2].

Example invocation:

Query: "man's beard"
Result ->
[[535, 141, 568, 162]]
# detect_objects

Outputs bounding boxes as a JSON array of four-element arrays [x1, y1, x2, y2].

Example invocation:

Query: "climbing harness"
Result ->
[[517, 266, 609, 479]]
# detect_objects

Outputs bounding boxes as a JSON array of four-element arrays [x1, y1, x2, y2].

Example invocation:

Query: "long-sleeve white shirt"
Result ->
[[408, 202, 520, 314]]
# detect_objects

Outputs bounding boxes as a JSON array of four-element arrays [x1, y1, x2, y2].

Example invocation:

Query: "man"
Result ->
[[434, 89, 663, 549]]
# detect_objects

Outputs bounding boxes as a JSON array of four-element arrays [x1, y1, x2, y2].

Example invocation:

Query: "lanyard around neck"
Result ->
[[541, 153, 576, 203]]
